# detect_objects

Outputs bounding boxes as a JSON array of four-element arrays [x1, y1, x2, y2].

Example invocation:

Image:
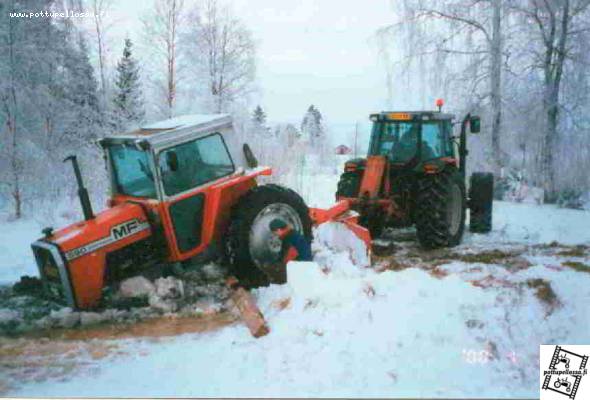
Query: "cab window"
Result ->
[[158, 133, 235, 196], [109, 145, 157, 198], [421, 122, 444, 160]]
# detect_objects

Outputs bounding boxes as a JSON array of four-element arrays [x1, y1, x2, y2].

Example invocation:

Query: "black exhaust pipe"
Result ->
[[64, 155, 94, 221]]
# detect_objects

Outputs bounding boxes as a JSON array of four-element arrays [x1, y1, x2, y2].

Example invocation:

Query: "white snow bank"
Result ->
[[313, 221, 370, 267], [467, 201, 590, 245], [0, 218, 43, 285]]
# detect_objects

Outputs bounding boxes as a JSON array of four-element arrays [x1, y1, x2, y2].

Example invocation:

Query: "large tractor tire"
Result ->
[[469, 172, 494, 233], [335, 171, 362, 199], [415, 170, 466, 249], [358, 208, 385, 239], [225, 184, 312, 287]]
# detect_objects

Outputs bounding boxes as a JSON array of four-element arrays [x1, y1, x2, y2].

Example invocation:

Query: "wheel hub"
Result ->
[[248, 203, 303, 268]]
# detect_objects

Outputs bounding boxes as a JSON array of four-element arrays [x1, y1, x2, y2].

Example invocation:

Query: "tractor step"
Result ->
[[226, 276, 270, 338]]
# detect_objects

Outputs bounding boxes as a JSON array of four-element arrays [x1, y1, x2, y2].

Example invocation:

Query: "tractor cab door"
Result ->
[[157, 133, 235, 259], [420, 120, 454, 161]]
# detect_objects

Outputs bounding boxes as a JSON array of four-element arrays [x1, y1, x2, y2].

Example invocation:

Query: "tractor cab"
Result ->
[[368, 108, 480, 174], [368, 111, 456, 168]]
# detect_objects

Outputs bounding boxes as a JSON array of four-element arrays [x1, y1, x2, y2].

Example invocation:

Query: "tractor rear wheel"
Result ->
[[469, 172, 494, 233], [335, 171, 362, 199], [415, 170, 466, 249], [225, 184, 312, 287]]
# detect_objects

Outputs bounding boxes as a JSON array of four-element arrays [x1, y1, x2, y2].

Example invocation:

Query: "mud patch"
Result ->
[[0, 311, 237, 394], [525, 278, 560, 314], [0, 337, 120, 393]]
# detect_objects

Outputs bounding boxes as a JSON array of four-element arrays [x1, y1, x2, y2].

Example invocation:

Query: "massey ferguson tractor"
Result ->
[[335, 100, 494, 248], [30, 114, 324, 310]]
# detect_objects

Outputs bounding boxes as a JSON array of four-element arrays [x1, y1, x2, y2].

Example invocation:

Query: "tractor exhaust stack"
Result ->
[[64, 155, 94, 221]]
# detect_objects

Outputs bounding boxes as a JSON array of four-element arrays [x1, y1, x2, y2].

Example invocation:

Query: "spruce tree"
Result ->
[[112, 38, 144, 131], [301, 105, 324, 144], [252, 105, 267, 125]]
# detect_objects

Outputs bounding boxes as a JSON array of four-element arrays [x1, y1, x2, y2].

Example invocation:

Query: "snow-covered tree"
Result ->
[[301, 105, 324, 145], [112, 38, 145, 131], [185, 0, 256, 113], [382, 0, 505, 174], [0, 0, 105, 219], [252, 105, 267, 125], [142, 0, 185, 118]]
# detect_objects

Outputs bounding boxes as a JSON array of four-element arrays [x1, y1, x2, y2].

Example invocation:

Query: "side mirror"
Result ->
[[470, 116, 481, 133], [166, 151, 179, 172]]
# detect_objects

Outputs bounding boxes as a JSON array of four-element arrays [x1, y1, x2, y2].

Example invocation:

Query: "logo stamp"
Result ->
[[541, 345, 589, 400]]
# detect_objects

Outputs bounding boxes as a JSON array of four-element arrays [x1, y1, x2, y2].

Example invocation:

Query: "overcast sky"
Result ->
[[103, 0, 395, 127]]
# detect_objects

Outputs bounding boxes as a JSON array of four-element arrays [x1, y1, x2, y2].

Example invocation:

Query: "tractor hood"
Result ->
[[45, 202, 151, 261]]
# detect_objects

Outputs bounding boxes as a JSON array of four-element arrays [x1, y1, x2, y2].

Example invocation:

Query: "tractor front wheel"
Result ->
[[415, 170, 466, 249], [335, 171, 362, 199], [224, 184, 312, 287]]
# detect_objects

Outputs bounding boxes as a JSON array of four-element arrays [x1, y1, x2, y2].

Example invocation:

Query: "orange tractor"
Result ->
[[31, 114, 368, 310], [335, 101, 494, 248]]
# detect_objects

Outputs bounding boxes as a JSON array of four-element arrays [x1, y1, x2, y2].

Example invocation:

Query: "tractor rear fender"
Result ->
[[156, 166, 270, 262]]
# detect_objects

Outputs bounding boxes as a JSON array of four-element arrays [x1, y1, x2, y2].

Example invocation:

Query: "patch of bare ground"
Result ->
[[524, 278, 560, 315], [533, 242, 589, 257], [374, 259, 415, 273], [557, 245, 588, 257], [469, 275, 518, 289], [561, 261, 590, 273]]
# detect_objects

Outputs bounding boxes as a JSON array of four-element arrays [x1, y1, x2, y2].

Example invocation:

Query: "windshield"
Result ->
[[371, 121, 419, 164], [370, 120, 447, 163], [108, 145, 157, 198]]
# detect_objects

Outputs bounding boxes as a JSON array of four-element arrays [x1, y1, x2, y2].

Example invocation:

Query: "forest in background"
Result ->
[[379, 0, 590, 207], [0, 0, 335, 221], [1, 0, 590, 222]]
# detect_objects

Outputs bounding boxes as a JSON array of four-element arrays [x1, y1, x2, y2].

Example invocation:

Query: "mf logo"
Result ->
[[111, 219, 143, 240]]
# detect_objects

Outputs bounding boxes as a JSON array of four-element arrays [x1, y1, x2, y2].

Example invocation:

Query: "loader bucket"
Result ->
[[309, 200, 372, 265]]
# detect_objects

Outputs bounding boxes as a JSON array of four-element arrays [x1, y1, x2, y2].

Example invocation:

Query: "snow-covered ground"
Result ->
[[1, 172, 590, 397]]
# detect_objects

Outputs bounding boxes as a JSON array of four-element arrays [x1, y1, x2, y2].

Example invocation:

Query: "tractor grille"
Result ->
[[31, 241, 75, 306]]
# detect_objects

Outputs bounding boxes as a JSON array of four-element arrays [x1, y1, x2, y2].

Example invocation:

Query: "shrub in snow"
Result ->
[[555, 189, 587, 210]]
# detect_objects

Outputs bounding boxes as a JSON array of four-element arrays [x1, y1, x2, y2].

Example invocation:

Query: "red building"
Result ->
[[335, 145, 352, 155]]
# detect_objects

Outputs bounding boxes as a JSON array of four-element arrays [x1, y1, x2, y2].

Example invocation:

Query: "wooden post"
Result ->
[[226, 277, 270, 338]]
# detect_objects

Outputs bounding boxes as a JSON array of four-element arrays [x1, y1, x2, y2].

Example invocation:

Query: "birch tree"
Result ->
[[142, 0, 185, 118], [381, 0, 506, 174], [509, 0, 590, 200], [185, 0, 256, 113], [87, 0, 114, 104], [0, 0, 23, 218]]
